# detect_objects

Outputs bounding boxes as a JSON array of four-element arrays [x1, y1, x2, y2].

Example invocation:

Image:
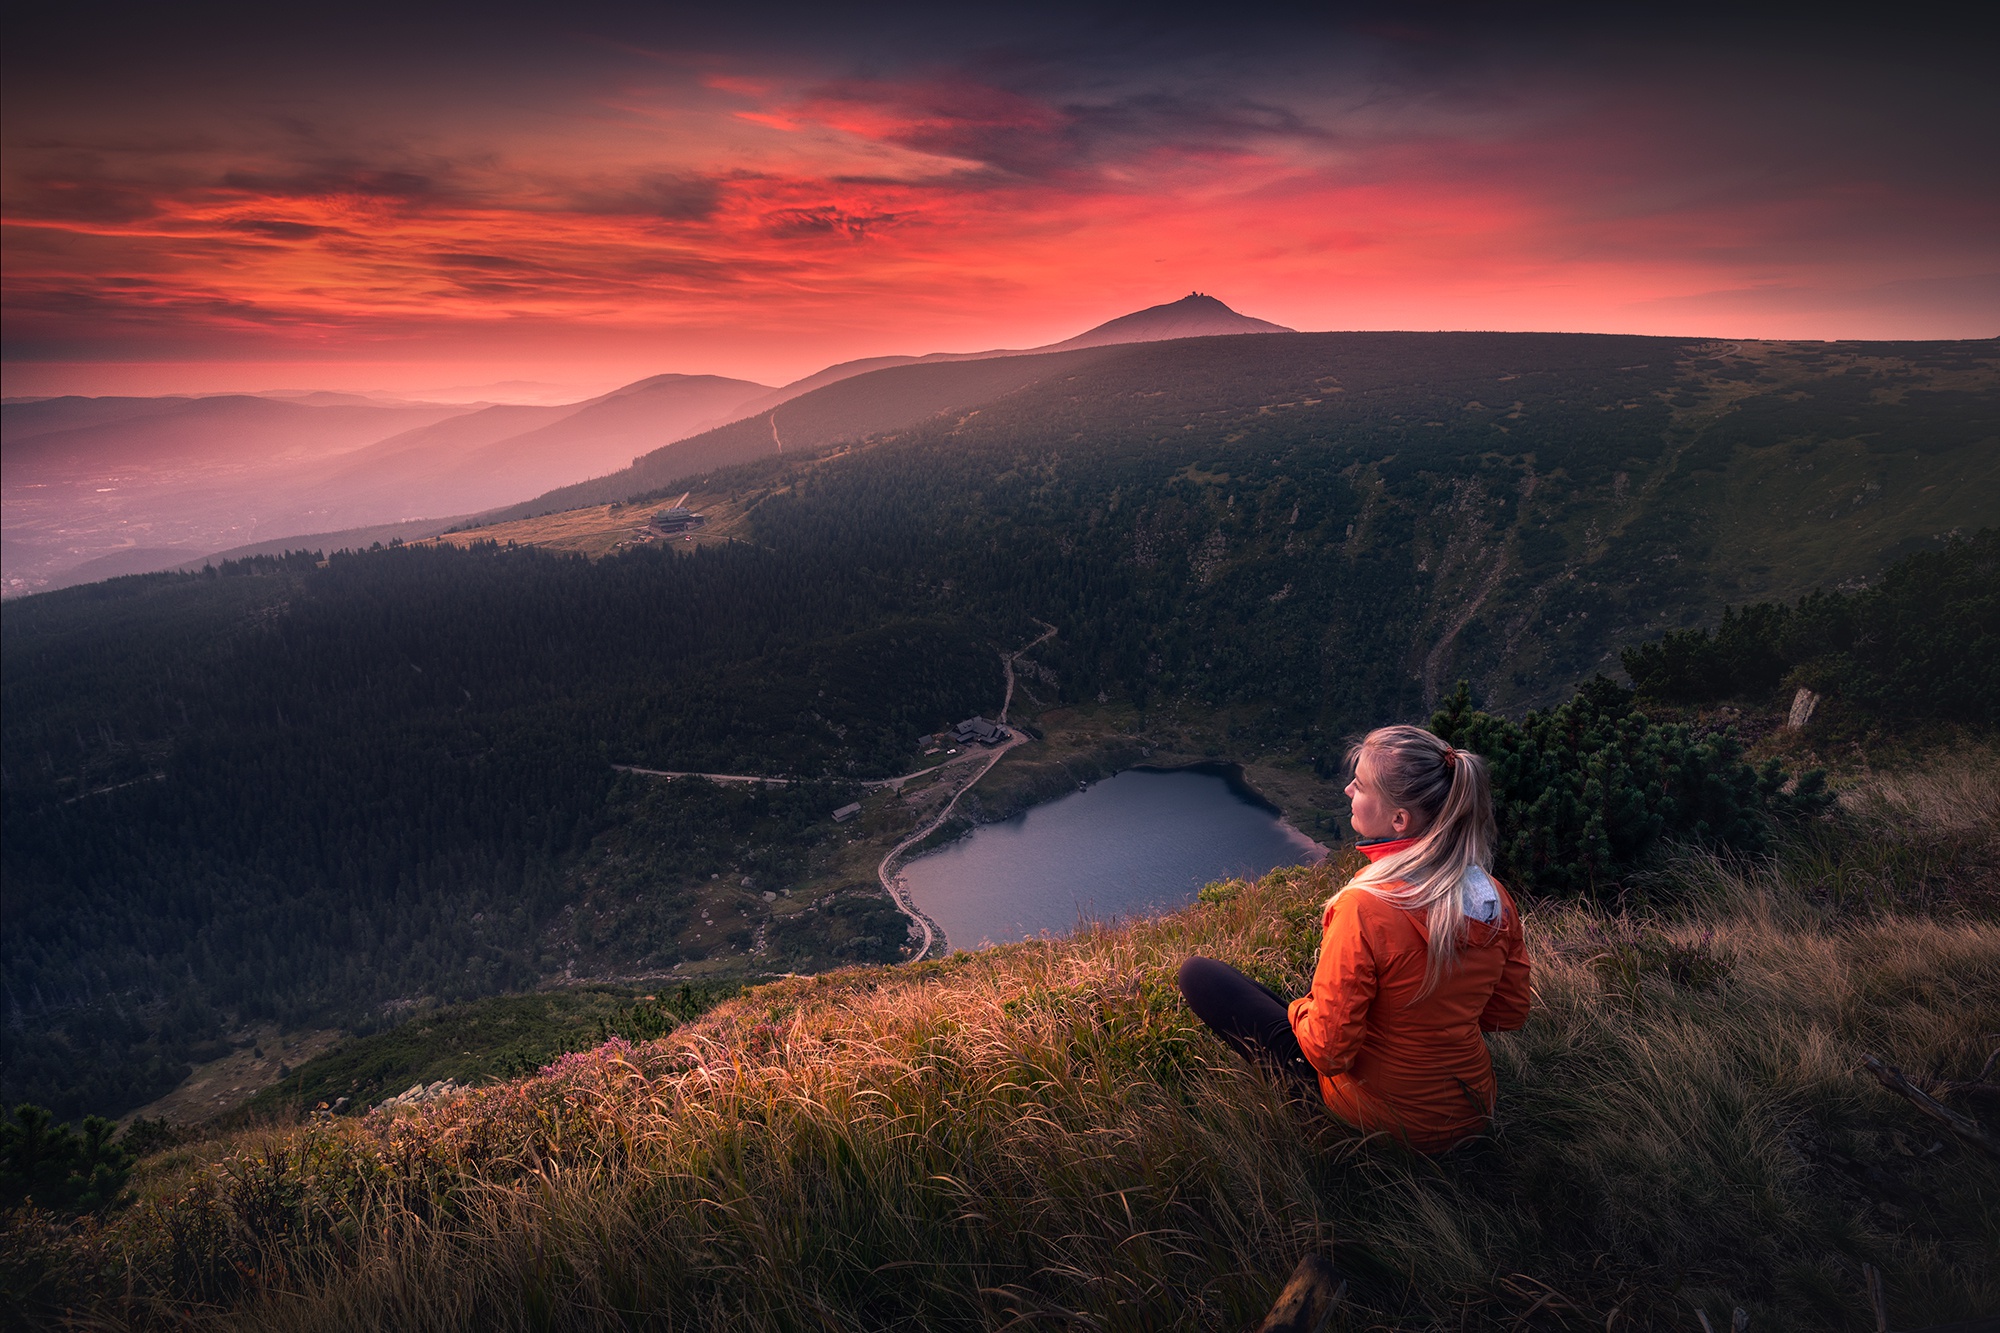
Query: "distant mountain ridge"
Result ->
[[485, 296, 1298, 520], [712, 294, 1291, 420], [489, 347, 1129, 520], [2, 295, 1295, 593], [310, 373, 770, 521]]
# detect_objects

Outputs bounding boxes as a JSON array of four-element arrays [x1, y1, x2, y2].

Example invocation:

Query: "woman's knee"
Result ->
[[1177, 955, 1226, 1004]]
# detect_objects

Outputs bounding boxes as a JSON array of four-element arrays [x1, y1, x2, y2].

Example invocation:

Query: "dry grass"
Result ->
[[10, 765, 1999, 1331], [421, 491, 757, 561], [1840, 745, 2000, 842], [1763, 744, 2000, 917]]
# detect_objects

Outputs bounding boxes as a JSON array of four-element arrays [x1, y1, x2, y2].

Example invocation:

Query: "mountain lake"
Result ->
[[900, 765, 1328, 952]]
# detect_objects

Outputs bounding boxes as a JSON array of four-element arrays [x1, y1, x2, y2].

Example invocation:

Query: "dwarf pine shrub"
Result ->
[[1620, 527, 1999, 724], [0, 1104, 134, 1215], [1430, 678, 1831, 900]]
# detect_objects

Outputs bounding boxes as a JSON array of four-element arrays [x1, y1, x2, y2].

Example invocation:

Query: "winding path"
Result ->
[[613, 763, 959, 793], [877, 621, 1056, 961], [612, 765, 791, 785], [614, 623, 1058, 965]]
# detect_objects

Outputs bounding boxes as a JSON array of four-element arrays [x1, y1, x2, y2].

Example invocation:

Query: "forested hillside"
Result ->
[[2, 547, 997, 1116], [4, 331, 1993, 1120], [632, 331, 1994, 720]]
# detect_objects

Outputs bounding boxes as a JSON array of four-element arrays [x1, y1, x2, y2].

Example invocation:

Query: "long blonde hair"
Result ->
[[1329, 724, 1498, 994]]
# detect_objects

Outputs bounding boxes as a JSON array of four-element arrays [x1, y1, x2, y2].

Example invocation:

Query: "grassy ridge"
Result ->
[[225, 988, 644, 1122], [229, 984, 748, 1128], [10, 754, 1996, 1330]]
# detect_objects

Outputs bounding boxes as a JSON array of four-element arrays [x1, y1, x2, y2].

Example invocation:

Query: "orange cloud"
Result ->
[[4, 13, 1994, 396]]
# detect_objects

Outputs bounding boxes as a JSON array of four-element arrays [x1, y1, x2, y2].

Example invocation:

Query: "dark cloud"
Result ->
[[432, 252, 545, 271], [797, 76, 1332, 186], [224, 218, 338, 239], [563, 173, 721, 220], [9, 176, 161, 223], [764, 207, 906, 239], [0, 276, 312, 342], [217, 167, 440, 200]]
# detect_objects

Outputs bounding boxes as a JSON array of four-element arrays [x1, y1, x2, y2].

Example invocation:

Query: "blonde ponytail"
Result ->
[[1328, 724, 1499, 995]]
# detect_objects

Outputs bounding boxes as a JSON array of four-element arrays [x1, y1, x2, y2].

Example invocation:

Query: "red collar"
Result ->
[[1357, 837, 1418, 862]]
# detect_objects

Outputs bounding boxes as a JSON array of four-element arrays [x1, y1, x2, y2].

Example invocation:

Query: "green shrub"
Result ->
[[1196, 878, 1245, 904], [0, 1104, 134, 1214], [592, 982, 740, 1045], [1431, 678, 1830, 900], [1616, 600, 1796, 704], [1621, 528, 1999, 725]]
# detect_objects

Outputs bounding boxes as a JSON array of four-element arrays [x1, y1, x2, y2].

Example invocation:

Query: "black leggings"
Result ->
[[1177, 956, 1320, 1091]]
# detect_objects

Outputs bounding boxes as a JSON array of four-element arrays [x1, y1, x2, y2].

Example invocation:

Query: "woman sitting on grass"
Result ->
[[1178, 724, 1531, 1152]]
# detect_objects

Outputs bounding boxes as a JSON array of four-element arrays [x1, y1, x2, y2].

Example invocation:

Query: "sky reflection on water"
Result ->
[[901, 767, 1325, 951]]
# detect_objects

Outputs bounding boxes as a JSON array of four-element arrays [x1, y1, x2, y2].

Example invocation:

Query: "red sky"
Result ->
[[5, 7, 1995, 400]]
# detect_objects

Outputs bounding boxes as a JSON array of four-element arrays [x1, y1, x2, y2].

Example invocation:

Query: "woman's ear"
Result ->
[[1390, 807, 1412, 836]]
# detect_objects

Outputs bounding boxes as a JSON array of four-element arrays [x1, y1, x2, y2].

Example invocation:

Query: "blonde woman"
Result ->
[[1178, 724, 1530, 1151]]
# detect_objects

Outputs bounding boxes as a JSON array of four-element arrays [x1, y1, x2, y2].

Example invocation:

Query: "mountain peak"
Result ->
[[1043, 293, 1293, 352]]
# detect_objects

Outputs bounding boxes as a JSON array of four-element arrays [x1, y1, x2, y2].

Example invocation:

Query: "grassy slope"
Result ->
[[18, 755, 1997, 1331], [225, 987, 644, 1121]]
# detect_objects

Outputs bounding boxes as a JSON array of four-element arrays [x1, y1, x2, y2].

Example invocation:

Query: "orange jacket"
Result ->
[[1287, 838, 1531, 1151]]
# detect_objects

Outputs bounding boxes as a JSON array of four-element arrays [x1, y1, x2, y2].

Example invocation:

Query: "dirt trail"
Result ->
[[612, 765, 791, 785], [614, 762, 964, 793], [615, 624, 1058, 962], [879, 622, 1058, 960]]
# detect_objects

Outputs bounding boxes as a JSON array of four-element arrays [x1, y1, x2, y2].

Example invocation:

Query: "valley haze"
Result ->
[[2, 294, 1287, 595]]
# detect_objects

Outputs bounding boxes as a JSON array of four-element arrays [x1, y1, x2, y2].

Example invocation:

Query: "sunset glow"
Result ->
[[5, 8, 1995, 397]]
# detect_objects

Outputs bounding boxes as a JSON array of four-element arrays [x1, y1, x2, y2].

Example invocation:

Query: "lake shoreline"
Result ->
[[899, 765, 1329, 952], [924, 753, 1332, 858], [957, 735, 1333, 844]]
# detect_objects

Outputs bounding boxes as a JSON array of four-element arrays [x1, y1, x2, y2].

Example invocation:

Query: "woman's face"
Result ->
[[1346, 751, 1414, 840]]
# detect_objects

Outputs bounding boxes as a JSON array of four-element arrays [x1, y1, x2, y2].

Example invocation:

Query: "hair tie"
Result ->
[[1443, 747, 1460, 770]]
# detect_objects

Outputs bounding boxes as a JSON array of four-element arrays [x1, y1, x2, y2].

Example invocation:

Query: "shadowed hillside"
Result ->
[[3, 330, 1992, 1120], [490, 334, 1996, 705], [9, 751, 1996, 1331], [487, 346, 1127, 519], [547, 331, 1994, 718]]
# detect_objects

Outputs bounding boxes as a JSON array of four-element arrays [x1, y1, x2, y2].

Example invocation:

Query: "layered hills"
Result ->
[[490, 294, 1298, 517], [0, 376, 773, 595], [4, 327, 1993, 1123], [710, 292, 1294, 421], [1, 295, 1290, 595], [308, 373, 771, 520]]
